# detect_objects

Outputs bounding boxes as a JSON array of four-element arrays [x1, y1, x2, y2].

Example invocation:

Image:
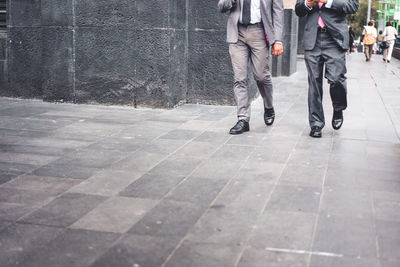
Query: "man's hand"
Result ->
[[306, 0, 318, 7], [272, 43, 284, 57]]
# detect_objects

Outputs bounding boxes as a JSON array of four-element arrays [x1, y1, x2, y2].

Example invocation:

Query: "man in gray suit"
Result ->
[[218, 0, 284, 135], [295, 0, 358, 137]]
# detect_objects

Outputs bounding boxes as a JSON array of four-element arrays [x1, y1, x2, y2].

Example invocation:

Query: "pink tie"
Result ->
[[318, 3, 325, 28]]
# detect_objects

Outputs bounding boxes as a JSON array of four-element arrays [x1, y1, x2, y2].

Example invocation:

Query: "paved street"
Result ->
[[0, 53, 399, 267]]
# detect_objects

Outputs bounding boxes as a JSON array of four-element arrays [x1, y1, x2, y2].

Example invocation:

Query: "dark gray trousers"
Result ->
[[304, 31, 347, 128]]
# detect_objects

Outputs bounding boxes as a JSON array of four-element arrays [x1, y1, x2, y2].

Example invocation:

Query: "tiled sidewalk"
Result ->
[[0, 53, 399, 267]]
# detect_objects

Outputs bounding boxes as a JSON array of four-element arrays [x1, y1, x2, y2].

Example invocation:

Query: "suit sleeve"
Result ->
[[328, 0, 359, 14], [218, 0, 237, 13], [272, 0, 284, 43], [295, 0, 313, 17]]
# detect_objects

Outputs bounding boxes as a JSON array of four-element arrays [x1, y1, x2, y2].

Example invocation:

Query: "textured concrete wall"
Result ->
[[4, 0, 307, 108], [0, 31, 6, 91]]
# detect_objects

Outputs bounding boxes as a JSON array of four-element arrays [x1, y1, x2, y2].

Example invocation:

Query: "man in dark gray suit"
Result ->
[[218, 0, 284, 135], [295, 0, 358, 137]]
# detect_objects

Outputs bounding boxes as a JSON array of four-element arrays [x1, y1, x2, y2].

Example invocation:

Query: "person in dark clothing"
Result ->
[[348, 26, 355, 53]]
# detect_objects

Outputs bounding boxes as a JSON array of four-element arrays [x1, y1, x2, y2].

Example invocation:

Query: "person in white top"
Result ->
[[383, 21, 398, 63], [362, 21, 377, 61]]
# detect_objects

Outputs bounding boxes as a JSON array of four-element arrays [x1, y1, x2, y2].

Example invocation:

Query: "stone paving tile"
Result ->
[[190, 158, 243, 180], [0, 117, 73, 131], [185, 180, 273, 245], [18, 229, 120, 267], [0, 202, 34, 221], [265, 185, 321, 214], [312, 214, 377, 258], [278, 163, 326, 187], [0, 144, 76, 156], [120, 173, 186, 200], [372, 191, 400, 222], [193, 130, 231, 144], [90, 234, 181, 267], [309, 255, 380, 267], [211, 144, 255, 161], [128, 199, 206, 237], [19, 193, 107, 227], [139, 138, 187, 155], [0, 162, 38, 174], [33, 163, 102, 180], [70, 197, 157, 233], [0, 223, 65, 267], [171, 141, 220, 159], [320, 187, 373, 220], [23, 137, 92, 149], [237, 248, 309, 267], [375, 220, 400, 262], [165, 240, 241, 267], [52, 121, 128, 137], [51, 149, 127, 169], [84, 137, 143, 152], [0, 175, 80, 196], [148, 156, 203, 177], [165, 176, 229, 209], [248, 211, 316, 250], [0, 152, 58, 166], [159, 129, 203, 140], [0, 187, 53, 206], [110, 151, 166, 173], [0, 170, 22, 185], [0, 128, 51, 138], [68, 170, 142, 196]]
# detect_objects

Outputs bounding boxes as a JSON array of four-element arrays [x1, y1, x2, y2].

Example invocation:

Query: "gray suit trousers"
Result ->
[[304, 31, 347, 128], [229, 23, 273, 122]]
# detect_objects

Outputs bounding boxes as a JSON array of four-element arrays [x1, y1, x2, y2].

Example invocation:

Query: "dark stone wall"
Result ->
[[2, 0, 300, 108], [0, 31, 6, 92]]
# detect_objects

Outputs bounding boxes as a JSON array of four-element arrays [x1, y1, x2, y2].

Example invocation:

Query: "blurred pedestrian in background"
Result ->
[[383, 21, 398, 63], [377, 30, 384, 54], [348, 26, 355, 54], [362, 21, 377, 61]]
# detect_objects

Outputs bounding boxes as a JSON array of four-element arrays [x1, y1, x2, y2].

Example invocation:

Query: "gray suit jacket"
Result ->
[[218, 0, 284, 45], [295, 0, 359, 50]]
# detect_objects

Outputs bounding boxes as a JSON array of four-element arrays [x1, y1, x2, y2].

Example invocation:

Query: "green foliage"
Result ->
[[348, 0, 379, 38]]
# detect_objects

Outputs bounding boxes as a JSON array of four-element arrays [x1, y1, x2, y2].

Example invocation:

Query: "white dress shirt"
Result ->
[[240, 0, 262, 24]]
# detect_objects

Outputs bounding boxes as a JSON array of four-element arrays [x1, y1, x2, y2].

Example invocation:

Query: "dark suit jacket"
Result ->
[[295, 0, 359, 50]]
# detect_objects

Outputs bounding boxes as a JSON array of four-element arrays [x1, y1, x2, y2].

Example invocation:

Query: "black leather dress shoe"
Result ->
[[229, 120, 249, 135], [309, 126, 322, 138], [264, 107, 275, 126], [332, 110, 343, 130]]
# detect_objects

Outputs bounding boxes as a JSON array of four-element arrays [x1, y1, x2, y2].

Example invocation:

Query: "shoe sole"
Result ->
[[229, 129, 249, 135]]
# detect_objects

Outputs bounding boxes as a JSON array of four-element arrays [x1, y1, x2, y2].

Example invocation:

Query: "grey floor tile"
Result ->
[[0, 175, 80, 196], [211, 144, 255, 161], [185, 180, 273, 245], [0, 187, 53, 206], [33, 163, 102, 180], [193, 131, 231, 144], [159, 129, 203, 140], [90, 234, 181, 267], [190, 158, 243, 180], [165, 240, 241, 267], [376, 220, 400, 262], [0, 223, 65, 267], [85, 137, 143, 152], [171, 141, 220, 159], [70, 197, 157, 233], [227, 132, 266, 146], [0, 170, 22, 185], [128, 199, 206, 237], [165, 176, 229, 208], [148, 156, 203, 177], [237, 248, 309, 267], [138, 138, 187, 155], [0, 162, 37, 174], [312, 214, 377, 258], [52, 121, 127, 137], [248, 211, 316, 250], [320, 187, 373, 220], [0, 152, 58, 166], [0, 144, 76, 156], [19, 193, 107, 227], [18, 229, 120, 267], [119, 172, 186, 200], [372, 191, 400, 222], [279, 163, 326, 187], [52, 149, 127, 168], [110, 151, 166, 173], [265, 185, 321, 214], [310, 255, 380, 267], [68, 170, 142, 197], [0, 202, 35, 221]]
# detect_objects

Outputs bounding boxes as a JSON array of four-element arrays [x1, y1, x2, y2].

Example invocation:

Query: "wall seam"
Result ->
[[71, 0, 76, 102], [185, 0, 189, 103]]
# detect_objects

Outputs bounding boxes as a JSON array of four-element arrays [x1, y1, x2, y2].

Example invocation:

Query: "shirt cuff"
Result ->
[[304, 0, 313, 10], [325, 0, 333, 8]]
